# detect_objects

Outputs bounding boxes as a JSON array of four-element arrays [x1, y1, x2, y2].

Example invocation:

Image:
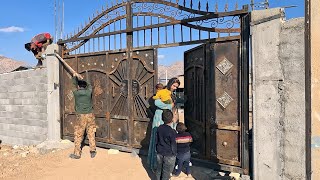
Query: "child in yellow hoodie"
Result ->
[[153, 83, 172, 104]]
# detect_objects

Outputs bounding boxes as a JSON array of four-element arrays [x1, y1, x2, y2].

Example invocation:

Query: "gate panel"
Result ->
[[107, 52, 129, 145], [184, 45, 206, 159], [184, 38, 247, 173], [131, 50, 157, 149], [209, 41, 241, 166]]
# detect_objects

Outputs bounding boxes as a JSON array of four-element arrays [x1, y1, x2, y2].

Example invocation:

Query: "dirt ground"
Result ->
[[0, 145, 197, 180]]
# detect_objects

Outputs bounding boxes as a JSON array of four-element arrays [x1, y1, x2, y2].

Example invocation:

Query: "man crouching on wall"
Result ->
[[69, 71, 97, 159]]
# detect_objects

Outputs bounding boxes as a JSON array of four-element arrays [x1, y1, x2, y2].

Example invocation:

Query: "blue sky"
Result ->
[[0, 0, 304, 66]]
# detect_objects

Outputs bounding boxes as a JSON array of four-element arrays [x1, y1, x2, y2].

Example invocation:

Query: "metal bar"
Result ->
[[120, 19, 122, 49], [173, 25, 175, 43], [305, 0, 311, 178], [137, 15, 139, 47], [151, 16, 153, 45], [93, 38, 95, 52], [109, 25, 111, 50], [144, 15, 146, 47], [181, 24, 183, 42], [158, 16, 160, 45], [114, 22, 116, 50], [132, 0, 222, 15], [240, 10, 250, 175], [131, 36, 241, 50], [103, 28, 106, 51], [126, 1, 134, 147], [63, 36, 240, 58]]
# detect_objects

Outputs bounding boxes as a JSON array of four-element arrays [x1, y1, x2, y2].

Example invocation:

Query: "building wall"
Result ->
[[0, 44, 61, 146], [0, 69, 48, 145], [252, 8, 306, 179]]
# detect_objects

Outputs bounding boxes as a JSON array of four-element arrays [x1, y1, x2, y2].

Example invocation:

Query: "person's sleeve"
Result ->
[[153, 91, 160, 100], [154, 99, 172, 110], [85, 71, 92, 91], [171, 130, 177, 155], [72, 76, 78, 87]]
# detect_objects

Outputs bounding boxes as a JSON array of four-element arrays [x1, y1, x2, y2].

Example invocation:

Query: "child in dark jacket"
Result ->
[[155, 109, 177, 180], [173, 122, 193, 177]]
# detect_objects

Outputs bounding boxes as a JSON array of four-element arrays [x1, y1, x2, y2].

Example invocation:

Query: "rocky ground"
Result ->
[[0, 141, 242, 180]]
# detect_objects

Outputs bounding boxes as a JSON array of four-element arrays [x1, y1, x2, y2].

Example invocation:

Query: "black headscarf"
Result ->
[[166, 77, 180, 103]]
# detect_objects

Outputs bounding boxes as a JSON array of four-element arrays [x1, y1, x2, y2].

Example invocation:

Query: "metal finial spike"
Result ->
[[206, 1, 209, 12], [235, 1, 239, 10], [183, 0, 186, 7], [89, 16, 91, 21], [190, 0, 193, 8], [102, 6, 104, 11], [198, 0, 201, 10], [116, 0, 118, 4], [106, 3, 109, 9], [215, 2, 218, 12], [111, 1, 114, 7], [67, 34, 69, 39], [176, 0, 179, 4], [225, 3, 228, 12]]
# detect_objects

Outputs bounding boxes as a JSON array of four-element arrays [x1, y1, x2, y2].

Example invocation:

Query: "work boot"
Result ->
[[90, 151, 97, 158], [69, 154, 81, 159]]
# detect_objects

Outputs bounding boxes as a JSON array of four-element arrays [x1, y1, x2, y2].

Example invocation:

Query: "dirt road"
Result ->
[[0, 145, 196, 180]]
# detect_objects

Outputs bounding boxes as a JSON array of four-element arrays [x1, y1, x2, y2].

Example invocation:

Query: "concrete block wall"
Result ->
[[0, 69, 48, 145], [252, 8, 306, 179], [0, 44, 60, 146]]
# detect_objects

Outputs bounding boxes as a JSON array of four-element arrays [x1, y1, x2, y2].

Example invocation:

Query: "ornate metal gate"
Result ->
[[58, 0, 249, 174]]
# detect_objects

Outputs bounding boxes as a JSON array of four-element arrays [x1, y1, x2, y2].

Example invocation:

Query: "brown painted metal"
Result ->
[[184, 38, 247, 173], [58, 0, 249, 175]]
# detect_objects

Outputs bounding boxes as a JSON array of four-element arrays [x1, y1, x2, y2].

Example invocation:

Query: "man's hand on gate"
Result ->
[[73, 73, 84, 80]]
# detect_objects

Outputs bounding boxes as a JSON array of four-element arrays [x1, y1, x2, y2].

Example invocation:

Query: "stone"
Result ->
[[108, 149, 119, 155], [21, 151, 29, 158], [60, 139, 71, 144], [3, 152, 8, 156], [13, 145, 19, 150], [229, 172, 241, 180]]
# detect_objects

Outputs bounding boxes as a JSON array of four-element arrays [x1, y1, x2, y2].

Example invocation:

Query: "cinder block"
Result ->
[[36, 84, 48, 92], [23, 77, 33, 85], [0, 99, 10, 105], [22, 86, 36, 92], [23, 112, 47, 120], [0, 117, 7, 123], [13, 99, 22, 105], [0, 88, 8, 93], [7, 93, 22, 99], [37, 92, 47, 99], [0, 105, 6, 111], [14, 78, 24, 85], [0, 93, 8, 99], [13, 72, 21, 79], [16, 119, 48, 128], [0, 123, 10, 131], [22, 99, 32, 105], [22, 92, 34, 99], [40, 78, 48, 84]]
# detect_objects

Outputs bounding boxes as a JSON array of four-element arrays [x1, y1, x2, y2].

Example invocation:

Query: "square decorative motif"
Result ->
[[217, 92, 233, 109], [216, 57, 233, 75]]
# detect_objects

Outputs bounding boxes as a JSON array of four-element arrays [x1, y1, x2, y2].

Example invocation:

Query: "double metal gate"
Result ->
[[58, 0, 250, 174]]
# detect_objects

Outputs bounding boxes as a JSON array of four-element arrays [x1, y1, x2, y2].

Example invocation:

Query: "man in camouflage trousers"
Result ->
[[69, 71, 97, 159]]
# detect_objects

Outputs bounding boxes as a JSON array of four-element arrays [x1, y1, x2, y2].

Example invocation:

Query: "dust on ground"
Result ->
[[0, 144, 195, 180]]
